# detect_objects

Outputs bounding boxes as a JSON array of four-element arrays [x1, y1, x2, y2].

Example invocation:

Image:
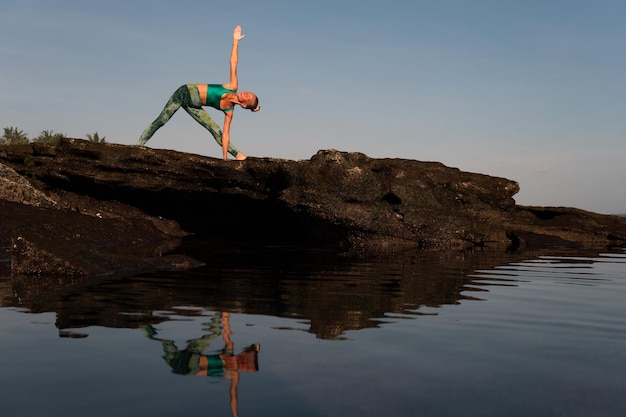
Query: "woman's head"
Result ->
[[236, 344, 260, 372], [237, 91, 260, 112]]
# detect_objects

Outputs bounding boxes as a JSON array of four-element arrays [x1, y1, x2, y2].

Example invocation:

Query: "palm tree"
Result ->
[[1, 127, 29, 144], [86, 132, 106, 143], [34, 130, 65, 144]]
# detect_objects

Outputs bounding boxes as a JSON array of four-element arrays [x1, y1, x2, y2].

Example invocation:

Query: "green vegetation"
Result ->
[[1, 127, 29, 144], [1, 127, 107, 145], [86, 132, 106, 143], [33, 130, 66, 144]]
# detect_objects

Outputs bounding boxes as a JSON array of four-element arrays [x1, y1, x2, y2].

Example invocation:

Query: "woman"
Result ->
[[138, 25, 259, 160]]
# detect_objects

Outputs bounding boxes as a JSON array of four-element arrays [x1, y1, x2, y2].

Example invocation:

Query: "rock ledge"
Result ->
[[1, 138, 625, 277]]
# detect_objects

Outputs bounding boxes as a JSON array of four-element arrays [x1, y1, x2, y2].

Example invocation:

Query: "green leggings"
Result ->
[[138, 84, 239, 157]]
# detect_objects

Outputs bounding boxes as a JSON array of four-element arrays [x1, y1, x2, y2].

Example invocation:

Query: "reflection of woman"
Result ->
[[144, 312, 259, 376], [138, 25, 259, 160], [144, 312, 259, 417]]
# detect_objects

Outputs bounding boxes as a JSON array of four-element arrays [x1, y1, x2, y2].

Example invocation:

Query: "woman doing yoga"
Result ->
[[138, 25, 259, 160]]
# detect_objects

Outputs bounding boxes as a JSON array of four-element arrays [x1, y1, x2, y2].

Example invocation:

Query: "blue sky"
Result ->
[[1, 0, 625, 213]]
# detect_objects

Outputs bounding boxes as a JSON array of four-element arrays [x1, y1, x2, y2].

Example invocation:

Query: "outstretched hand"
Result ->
[[233, 25, 246, 41]]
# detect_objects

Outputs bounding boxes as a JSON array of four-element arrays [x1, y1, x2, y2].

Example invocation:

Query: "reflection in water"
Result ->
[[0, 244, 527, 338], [144, 312, 259, 417], [0, 243, 622, 339], [1, 246, 626, 417]]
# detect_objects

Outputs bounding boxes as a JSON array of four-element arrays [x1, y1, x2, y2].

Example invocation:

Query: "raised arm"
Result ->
[[224, 25, 246, 91]]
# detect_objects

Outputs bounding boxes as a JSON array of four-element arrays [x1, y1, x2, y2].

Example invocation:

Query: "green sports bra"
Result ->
[[205, 84, 237, 112]]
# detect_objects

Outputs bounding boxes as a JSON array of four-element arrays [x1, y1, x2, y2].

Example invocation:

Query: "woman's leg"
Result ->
[[184, 107, 240, 157], [138, 86, 188, 145]]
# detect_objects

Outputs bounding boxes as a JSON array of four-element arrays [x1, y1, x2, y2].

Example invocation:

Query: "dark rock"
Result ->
[[0, 198, 200, 278], [1, 138, 626, 278], [0, 161, 57, 208]]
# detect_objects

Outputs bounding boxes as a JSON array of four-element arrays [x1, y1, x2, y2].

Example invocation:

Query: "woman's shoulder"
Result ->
[[218, 82, 237, 92]]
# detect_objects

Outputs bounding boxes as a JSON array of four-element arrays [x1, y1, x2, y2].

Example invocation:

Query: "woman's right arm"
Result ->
[[224, 25, 246, 91]]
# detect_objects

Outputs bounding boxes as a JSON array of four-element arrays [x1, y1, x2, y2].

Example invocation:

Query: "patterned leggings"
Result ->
[[138, 84, 239, 157]]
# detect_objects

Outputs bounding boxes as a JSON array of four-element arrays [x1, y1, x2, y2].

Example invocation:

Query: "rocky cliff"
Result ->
[[2, 138, 625, 278]]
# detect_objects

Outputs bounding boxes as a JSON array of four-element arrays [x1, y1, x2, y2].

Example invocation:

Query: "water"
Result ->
[[1, 244, 625, 417]]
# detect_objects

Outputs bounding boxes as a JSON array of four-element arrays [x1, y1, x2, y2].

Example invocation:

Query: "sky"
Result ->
[[1, 0, 625, 214]]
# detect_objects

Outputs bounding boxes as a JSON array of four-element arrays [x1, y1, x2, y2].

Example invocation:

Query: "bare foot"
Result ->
[[235, 152, 247, 160]]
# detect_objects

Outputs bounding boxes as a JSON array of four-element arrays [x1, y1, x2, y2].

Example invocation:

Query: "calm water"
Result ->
[[1, 243, 625, 417]]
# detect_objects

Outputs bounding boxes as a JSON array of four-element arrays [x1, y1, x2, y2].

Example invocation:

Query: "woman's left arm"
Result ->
[[224, 25, 246, 91], [221, 111, 234, 160]]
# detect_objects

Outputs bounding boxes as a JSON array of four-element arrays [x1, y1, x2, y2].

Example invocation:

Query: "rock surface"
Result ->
[[1, 138, 625, 277]]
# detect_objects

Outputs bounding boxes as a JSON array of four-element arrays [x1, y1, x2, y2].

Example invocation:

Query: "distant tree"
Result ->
[[1, 126, 29, 144], [86, 132, 106, 143], [33, 130, 66, 144]]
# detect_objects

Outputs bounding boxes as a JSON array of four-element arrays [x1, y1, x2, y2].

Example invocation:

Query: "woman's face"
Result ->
[[238, 91, 258, 109], [236, 350, 259, 372]]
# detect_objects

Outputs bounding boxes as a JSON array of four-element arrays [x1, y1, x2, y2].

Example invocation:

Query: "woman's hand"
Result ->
[[233, 25, 246, 42]]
